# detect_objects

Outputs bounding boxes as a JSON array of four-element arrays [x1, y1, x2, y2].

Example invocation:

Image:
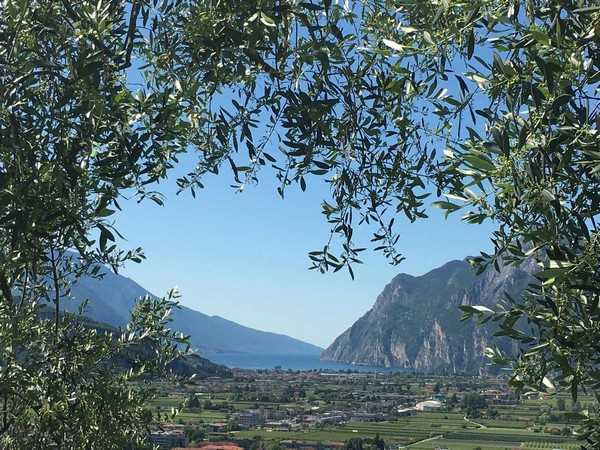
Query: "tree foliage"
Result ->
[[1, 0, 599, 446], [0, 1, 190, 447], [461, 392, 487, 418]]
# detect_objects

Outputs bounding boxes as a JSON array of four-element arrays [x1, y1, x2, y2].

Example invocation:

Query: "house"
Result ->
[[480, 389, 518, 405], [208, 422, 228, 433], [150, 429, 188, 449], [174, 443, 244, 450]]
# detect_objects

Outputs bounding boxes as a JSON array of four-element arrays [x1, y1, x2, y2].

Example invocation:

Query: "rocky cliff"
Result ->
[[321, 258, 536, 373]]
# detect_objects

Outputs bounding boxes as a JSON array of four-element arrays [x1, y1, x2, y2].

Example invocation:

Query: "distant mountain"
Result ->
[[321, 258, 536, 373], [37, 306, 232, 378], [63, 266, 322, 356]]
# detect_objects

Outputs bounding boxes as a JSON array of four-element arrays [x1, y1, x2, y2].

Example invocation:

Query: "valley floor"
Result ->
[[147, 371, 589, 450]]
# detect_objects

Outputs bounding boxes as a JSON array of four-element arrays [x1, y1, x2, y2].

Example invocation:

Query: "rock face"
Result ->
[[321, 258, 536, 373]]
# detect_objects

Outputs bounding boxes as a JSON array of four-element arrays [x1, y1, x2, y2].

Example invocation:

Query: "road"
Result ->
[[464, 415, 487, 428], [406, 434, 443, 448]]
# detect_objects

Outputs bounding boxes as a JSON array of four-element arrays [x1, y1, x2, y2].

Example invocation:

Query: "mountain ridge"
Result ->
[[64, 265, 322, 356], [321, 257, 536, 372]]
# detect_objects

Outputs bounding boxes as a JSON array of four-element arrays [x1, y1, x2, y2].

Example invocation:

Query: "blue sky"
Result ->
[[110, 3, 503, 349], [116, 151, 495, 348]]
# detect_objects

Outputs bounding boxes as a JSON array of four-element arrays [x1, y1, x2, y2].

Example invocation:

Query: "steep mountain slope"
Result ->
[[63, 267, 322, 356], [321, 258, 536, 372]]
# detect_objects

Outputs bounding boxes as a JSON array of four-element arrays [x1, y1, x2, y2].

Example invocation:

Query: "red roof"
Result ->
[[173, 442, 244, 450]]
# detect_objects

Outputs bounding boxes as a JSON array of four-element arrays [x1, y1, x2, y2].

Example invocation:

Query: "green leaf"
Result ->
[[98, 226, 115, 252], [299, 2, 324, 11], [530, 28, 551, 46], [399, 26, 418, 34], [465, 73, 488, 89], [260, 13, 276, 27], [423, 31, 434, 45], [542, 377, 556, 391], [462, 154, 495, 172], [382, 39, 405, 52], [432, 200, 461, 218], [467, 29, 475, 59]]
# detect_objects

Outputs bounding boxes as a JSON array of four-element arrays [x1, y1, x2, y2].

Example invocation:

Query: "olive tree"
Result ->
[[156, 0, 600, 441], [0, 0, 193, 447], [2, 0, 599, 447]]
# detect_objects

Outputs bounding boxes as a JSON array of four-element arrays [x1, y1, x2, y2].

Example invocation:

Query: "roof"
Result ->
[[183, 446, 243, 450], [174, 443, 244, 450], [397, 407, 416, 413], [416, 400, 442, 408], [188, 444, 244, 450]]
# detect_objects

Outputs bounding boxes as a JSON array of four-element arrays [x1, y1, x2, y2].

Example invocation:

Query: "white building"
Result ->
[[415, 400, 442, 411]]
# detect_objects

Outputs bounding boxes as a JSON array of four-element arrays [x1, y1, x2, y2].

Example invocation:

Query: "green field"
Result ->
[[149, 376, 589, 450], [232, 412, 581, 448]]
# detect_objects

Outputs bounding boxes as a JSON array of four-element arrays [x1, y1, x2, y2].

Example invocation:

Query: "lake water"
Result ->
[[205, 353, 405, 373]]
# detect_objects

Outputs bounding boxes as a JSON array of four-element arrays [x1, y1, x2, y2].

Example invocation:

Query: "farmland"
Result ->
[[232, 411, 580, 448], [148, 370, 592, 449]]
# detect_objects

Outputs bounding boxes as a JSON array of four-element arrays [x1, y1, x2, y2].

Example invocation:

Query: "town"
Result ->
[[147, 370, 590, 450]]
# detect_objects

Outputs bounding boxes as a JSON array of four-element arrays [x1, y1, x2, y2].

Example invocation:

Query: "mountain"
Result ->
[[321, 258, 536, 373], [63, 266, 322, 356], [37, 306, 232, 378]]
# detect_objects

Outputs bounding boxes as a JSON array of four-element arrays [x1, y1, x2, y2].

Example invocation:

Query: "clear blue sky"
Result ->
[[111, 11, 500, 349], [115, 150, 495, 349]]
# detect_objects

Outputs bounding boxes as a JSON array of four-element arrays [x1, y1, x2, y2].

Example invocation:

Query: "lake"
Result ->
[[205, 353, 405, 373]]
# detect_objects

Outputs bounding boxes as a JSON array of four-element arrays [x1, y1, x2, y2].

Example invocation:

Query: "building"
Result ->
[[231, 410, 264, 428], [150, 429, 188, 449], [396, 407, 416, 417], [318, 414, 346, 425], [349, 412, 387, 422], [480, 389, 519, 405], [208, 422, 228, 433], [415, 400, 442, 411], [265, 419, 301, 431], [262, 406, 288, 420], [173, 443, 244, 450]]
